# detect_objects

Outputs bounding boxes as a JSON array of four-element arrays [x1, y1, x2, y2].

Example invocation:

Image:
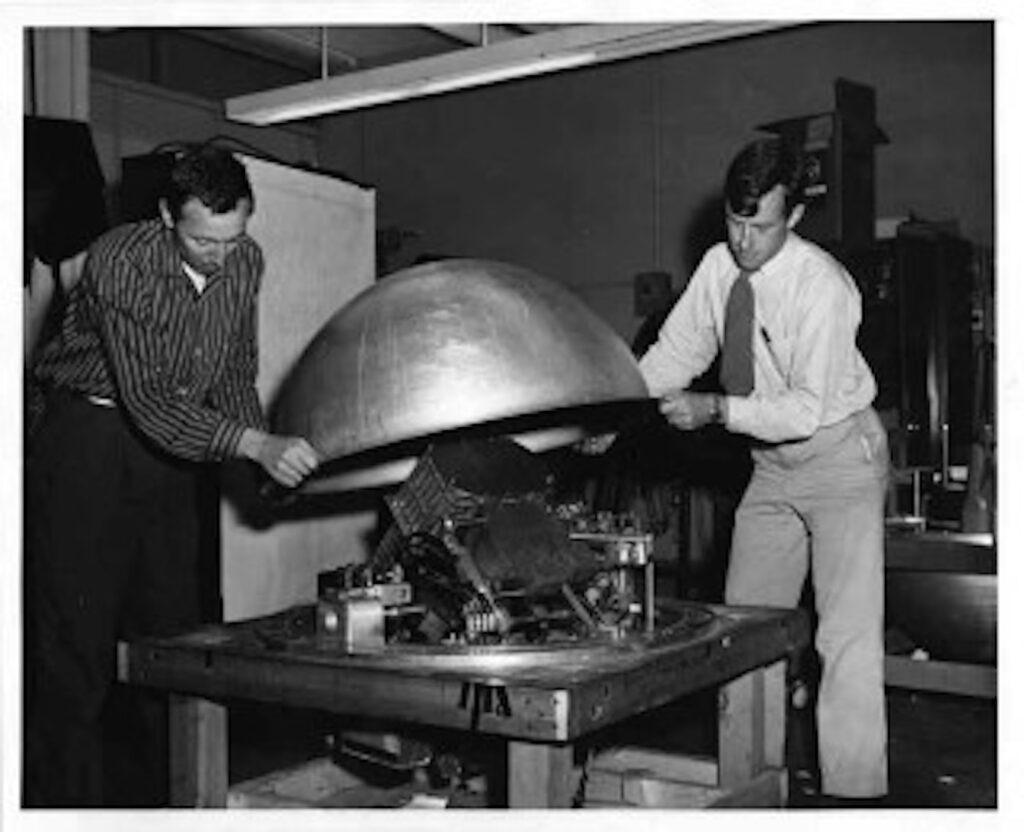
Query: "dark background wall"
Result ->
[[91, 21, 994, 340], [317, 21, 993, 337]]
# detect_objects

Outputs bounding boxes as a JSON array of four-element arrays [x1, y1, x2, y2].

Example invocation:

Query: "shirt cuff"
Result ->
[[724, 394, 758, 435], [209, 419, 248, 461]]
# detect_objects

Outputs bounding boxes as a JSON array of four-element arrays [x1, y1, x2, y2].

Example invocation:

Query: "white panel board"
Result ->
[[221, 156, 376, 621]]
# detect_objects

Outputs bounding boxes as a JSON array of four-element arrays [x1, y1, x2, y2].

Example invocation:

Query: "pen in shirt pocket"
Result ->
[[760, 325, 785, 376]]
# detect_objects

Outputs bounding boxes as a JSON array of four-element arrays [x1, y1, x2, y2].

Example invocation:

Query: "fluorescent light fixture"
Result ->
[[227, 23, 803, 125], [416, 52, 596, 96], [248, 89, 411, 122], [227, 50, 597, 125]]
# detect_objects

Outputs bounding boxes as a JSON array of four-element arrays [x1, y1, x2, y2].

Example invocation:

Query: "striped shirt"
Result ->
[[639, 233, 877, 443], [32, 218, 268, 462]]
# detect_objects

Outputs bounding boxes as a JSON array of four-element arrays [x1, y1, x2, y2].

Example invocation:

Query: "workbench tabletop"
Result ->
[[118, 601, 808, 742]]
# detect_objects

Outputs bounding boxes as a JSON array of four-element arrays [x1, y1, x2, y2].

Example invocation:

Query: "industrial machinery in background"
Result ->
[[759, 77, 889, 255], [851, 220, 994, 534]]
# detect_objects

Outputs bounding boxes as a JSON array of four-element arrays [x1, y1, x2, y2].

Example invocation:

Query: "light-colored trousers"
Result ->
[[725, 407, 889, 798]]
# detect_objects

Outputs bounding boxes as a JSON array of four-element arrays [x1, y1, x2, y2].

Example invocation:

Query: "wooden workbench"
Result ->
[[117, 601, 808, 808]]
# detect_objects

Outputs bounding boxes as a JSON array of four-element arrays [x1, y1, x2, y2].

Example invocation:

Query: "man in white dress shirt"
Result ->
[[638, 137, 890, 802]]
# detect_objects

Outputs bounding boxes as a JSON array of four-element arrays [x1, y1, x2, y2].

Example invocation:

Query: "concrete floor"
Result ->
[[785, 688, 996, 809], [851, 689, 996, 809]]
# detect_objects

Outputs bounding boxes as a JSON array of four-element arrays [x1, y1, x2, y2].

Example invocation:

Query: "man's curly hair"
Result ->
[[724, 138, 808, 218], [164, 144, 254, 219]]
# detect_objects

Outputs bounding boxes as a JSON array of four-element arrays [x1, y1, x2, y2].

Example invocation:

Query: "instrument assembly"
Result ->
[[314, 435, 667, 653]]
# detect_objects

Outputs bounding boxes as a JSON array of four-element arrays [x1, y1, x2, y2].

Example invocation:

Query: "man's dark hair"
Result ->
[[164, 144, 254, 219], [724, 138, 807, 218]]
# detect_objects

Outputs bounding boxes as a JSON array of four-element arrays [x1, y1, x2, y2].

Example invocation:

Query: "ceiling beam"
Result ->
[[422, 24, 527, 47], [218, 27, 359, 71]]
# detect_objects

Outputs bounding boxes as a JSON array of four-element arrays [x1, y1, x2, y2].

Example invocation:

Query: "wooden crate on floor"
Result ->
[[228, 757, 420, 808], [227, 756, 488, 808], [583, 746, 787, 809]]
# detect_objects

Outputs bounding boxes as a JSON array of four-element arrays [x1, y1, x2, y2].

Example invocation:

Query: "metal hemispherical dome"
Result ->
[[273, 258, 651, 490]]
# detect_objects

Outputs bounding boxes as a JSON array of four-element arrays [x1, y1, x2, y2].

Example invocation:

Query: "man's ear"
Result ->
[[157, 199, 174, 229], [786, 203, 806, 230]]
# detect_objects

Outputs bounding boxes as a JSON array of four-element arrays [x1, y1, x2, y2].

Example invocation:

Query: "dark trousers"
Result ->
[[23, 392, 202, 807]]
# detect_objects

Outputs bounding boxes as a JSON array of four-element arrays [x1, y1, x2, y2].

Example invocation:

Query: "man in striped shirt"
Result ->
[[24, 145, 319, 806]]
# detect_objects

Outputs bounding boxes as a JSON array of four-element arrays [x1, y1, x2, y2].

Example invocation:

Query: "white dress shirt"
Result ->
[[638, 232, 877, 443]]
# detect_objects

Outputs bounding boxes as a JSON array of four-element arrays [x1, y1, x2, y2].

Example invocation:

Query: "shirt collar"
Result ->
[[181, 260, 208, 293], [154, 219, 230, 287]]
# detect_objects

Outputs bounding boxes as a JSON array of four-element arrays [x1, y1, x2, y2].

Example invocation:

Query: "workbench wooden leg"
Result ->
[[168, 693, 228, 807], [508, 741, 576, 808], [718, 659, 787, 790]]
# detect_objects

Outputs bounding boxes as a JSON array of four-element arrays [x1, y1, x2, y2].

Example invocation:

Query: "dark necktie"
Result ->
[[719, 269, 755, 396]]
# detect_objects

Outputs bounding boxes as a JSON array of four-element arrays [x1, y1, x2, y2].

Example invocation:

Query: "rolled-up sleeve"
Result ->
[[638, 250, 723, 397]]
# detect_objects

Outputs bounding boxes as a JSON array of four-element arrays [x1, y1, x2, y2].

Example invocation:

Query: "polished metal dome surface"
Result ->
[[273, 258, 651, 490]]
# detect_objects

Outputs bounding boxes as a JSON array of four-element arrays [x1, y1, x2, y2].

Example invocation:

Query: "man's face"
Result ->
[[725, 184, 803, 272], [162, 196, 252, 277]]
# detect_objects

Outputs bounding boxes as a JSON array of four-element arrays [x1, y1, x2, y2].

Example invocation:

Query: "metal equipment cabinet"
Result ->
[[884, 532, 996, 699]]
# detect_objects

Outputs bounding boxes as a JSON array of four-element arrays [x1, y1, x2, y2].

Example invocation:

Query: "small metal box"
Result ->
[[316, 596, 386, 651]]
